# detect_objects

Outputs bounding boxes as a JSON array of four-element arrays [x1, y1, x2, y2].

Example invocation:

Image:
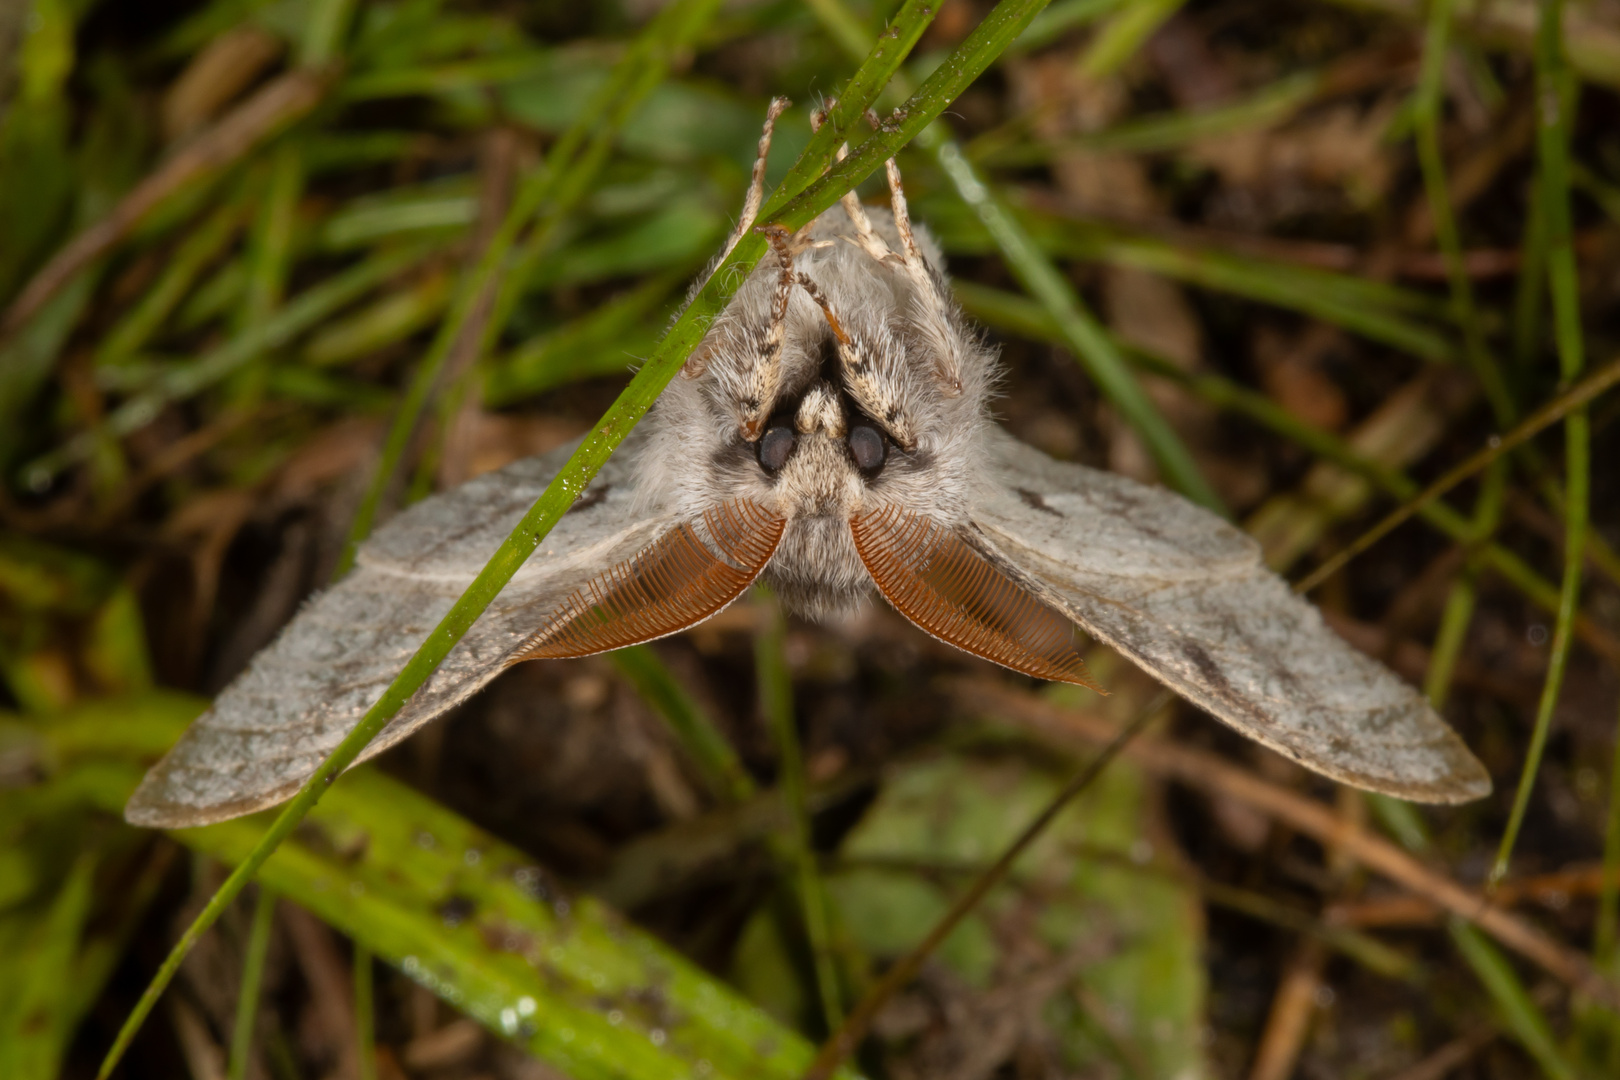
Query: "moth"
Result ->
[[127, 100, 1489, 828]]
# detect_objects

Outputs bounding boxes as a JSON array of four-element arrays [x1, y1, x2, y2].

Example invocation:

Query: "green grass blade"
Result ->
[[1448, 922, 1576, 1080], [227, 887, 276, 1080], [1009, 0, 1129, 54], [354, 943, 376, 1080], [935, 141, 1224, 511], [1413, 0, 1515, 426], [93, 195, 245, 369], [333, 0, 728, 577], [96, 5, 1046, 1074], [609, 645, 756, 805], [928, 203, 1456, 361], [1079, 0, 1185, 78], [22, 244, 423, 487], [1491, 0, 1588, 887], [1422, 460, 1506, 710], [1368, 798, 1578, 1080], [0, 852, 99, 1080], [755, 586, 843, 1033], [975, 69, 1320, 163]]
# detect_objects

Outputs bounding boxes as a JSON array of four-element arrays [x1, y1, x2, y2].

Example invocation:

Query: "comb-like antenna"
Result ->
[[513, 500, 785, 660], [851, 504, 1100, 689]]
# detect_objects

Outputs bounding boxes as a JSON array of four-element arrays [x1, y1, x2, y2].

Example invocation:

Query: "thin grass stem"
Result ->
[[226, 887, 276, 1080], [1414, 0, 1515, 427], [353, 943, 375, 1080], [94, 6, 1042, 1073], [799, 693, 1169, 1080], [332, 0, 728, 577], [1492, 0, 1588, 888], [1422, 460, 1506, 711], [755, 586, 843, 1034], [611, 645, 756, 805]]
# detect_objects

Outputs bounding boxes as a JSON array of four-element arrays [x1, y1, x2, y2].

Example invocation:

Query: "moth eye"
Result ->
[[848, 422, 887, 478], [757, 423, 797, 474]]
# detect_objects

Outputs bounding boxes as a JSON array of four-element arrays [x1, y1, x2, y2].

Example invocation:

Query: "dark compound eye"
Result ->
[[848, 422, 888, 478], [756, 423, 797, 474]]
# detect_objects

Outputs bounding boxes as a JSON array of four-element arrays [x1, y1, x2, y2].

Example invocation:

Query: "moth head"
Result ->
[[634, 203, 1094, 688]]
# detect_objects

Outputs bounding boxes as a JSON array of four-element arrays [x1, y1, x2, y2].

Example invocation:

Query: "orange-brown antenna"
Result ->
[[851, 504, 1100, 690], [513, 500, 785, 661]]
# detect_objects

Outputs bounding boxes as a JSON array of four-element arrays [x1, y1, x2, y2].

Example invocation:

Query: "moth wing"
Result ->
[[970, 427, 1491, 804], [126, 432, 675, 828]]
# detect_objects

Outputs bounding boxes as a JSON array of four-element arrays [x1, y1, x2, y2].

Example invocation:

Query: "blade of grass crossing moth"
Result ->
[[227, 888, 275, 1080], [610, 645, 756, 806], [754, 585, 844, 1033], [95, 5, 1047, 1074], [333, 0, 727, 577], [1492, 0, 1588, 888], [806, 0, 1224, 513], [1413, 0, 1515, 428]]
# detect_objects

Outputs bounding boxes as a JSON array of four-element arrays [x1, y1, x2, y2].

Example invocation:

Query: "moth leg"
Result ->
[[880, 154, 965, 396], [779, 231, 919, 452], [735, 225, 800, 441]]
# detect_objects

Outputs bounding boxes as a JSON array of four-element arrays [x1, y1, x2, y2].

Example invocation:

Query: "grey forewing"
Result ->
[[125, 432, 671, 828], [969, 426, 1490, 805]]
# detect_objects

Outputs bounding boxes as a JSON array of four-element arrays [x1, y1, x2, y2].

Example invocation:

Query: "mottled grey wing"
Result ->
[[126, 433, 672, 828], [970, 427, 1490, 804]]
